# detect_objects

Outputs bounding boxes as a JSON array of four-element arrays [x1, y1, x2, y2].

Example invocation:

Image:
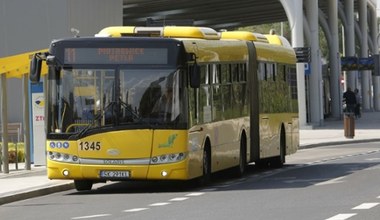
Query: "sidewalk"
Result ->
[[300, 111, 380, 147], [1, 111, 380, 205]]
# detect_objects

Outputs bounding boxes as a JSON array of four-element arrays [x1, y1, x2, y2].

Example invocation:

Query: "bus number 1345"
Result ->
[[80, 141, 101, 151]]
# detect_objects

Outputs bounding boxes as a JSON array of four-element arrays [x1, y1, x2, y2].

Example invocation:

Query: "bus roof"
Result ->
[[220, 31, 292, 47], [96, 26, 220, 40], [220, 31, 296, 64]]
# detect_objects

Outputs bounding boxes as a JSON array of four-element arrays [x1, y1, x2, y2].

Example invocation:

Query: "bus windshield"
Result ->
[[48, 67, 186, 136]]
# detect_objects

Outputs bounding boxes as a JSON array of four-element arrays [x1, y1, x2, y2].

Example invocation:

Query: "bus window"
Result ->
[[200, 65, 210, 85], [199, 65, 212, 123], [258, 62, 265, 81], [272, 63, 276, 81], [212, 64, 222, 121], [232, 64, 239, 82], [239, 64, 247, 82], [223, 64, 231, 83]]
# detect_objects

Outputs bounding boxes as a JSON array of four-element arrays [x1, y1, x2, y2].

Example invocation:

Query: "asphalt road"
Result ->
[[1, 142, 380, 220]]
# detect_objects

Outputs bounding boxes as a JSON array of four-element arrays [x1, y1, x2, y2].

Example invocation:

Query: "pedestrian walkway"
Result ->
[[1, 111, 380, 205], [300, 111, 380, 147]]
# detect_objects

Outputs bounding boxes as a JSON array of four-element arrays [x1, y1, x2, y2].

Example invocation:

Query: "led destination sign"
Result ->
[[64, 47, 168, 64]]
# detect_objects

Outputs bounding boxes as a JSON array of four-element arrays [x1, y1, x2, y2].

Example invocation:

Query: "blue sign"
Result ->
[[304, 63, 311, 75]]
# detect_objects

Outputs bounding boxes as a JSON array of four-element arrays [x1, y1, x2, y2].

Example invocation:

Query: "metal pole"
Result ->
[[1, 73, 9, 173], [23, 74, 31, 170]]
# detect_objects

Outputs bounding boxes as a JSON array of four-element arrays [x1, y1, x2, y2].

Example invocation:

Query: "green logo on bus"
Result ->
[[159, 134, 178, 148]]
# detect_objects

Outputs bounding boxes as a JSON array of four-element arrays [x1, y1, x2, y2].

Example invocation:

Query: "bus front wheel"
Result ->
[[74, 180, 93, 191]]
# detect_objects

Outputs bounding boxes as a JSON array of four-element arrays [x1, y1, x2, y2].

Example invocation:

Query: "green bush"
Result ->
[[0, 142, 25, 163]]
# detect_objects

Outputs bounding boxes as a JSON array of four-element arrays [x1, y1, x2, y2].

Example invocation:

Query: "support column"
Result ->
[[22, 74, 31, 170], [370, 4, 380, 111], [305, 0, 323, 126], [280, 0, 307, 127], [1, 73, 9, 173], [359, 0, 371, 111], [343, 0, 356, 90], [328, 0, 341, 119]]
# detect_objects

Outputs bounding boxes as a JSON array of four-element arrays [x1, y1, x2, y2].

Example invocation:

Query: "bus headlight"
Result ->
[[150, 152, 187, 164], [47, 151, 79, 164], [62, 169, 70, 176]]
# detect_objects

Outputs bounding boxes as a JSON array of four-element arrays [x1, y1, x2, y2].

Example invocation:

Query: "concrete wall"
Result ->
[[0, 0, 122, 123]]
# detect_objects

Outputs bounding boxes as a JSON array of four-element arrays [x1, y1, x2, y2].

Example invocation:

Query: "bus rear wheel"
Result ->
[[74, 180, 93, 191], [270, 129, 286, 168], [198, 144, 211, 186], [233, 135, 247, 177]]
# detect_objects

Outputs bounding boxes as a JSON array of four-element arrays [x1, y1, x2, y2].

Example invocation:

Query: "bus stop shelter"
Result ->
[[0, 50, 47, 173]]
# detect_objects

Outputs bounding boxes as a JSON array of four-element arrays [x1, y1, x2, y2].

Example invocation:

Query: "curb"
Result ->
[[0, 182, 74, 206], [300, 138, 380, 149]]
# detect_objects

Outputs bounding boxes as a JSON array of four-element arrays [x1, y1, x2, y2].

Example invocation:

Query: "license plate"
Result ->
[[100, 170, 130, 178]]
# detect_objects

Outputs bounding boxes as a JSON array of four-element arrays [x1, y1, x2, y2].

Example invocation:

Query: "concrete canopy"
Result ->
[[122, 0, 364, 30], [123, 0, 288, 29]]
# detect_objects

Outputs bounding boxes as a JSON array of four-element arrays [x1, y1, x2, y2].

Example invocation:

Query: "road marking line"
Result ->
[[71, 214, 112, 219], [200, 188, 217, 192], [186, 192, 205, 196], [352, 203, 380, 209], [315, 176, 345, 186], [325, 213, 357, 220], [218, 184, 232, 188], [123, 208, 149, 212], [284, 178, 326, 184], [377, 196, 380, 199], [149, 202, 170, 206], [169, 197, 188, 201], [365, 158, 380, 161]]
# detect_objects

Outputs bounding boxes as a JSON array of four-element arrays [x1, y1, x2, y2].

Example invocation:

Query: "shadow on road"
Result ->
[[67, 156, 380, 196]]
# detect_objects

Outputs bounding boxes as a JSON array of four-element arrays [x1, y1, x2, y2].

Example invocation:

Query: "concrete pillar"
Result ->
[[327, 0, 341, 119], [359, 0, 371, 111], [305, 0, 323, 126], [369, 4, 380, 111], [343, 0, 356, 90], [280, 0, 307, 127]]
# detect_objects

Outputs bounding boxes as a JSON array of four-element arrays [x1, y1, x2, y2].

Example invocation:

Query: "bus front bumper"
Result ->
[[47, 160, 190, 181]]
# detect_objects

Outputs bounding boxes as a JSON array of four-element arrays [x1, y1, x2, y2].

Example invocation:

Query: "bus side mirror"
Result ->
[[30, 54, 42, 83], [189, 63, 200, 88]]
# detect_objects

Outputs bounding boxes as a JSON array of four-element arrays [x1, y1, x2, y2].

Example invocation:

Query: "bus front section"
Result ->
[[43, 37, 193, 190]]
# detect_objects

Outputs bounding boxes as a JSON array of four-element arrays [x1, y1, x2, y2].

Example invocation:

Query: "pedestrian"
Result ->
[[343, 87, 356, 113], [354, 88, 361, 118]]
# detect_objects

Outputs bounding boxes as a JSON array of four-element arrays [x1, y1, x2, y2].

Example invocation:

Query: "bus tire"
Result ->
[[74, 180, 93, 191], [198, 143, 211, 186], [233, 134, 247, 177], [270, 128, 286, 168]]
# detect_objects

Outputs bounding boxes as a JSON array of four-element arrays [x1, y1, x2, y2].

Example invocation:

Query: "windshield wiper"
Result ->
[[68, 101, 116, 140], [118, 100, 154, 128], [119, 100, 140, 120]]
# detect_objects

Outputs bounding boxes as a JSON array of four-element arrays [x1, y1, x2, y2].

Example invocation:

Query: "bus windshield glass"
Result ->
[[48, 67, 185, 136]]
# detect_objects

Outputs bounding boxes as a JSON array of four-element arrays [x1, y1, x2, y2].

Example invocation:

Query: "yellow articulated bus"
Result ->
[[30, 26, 298, 191]]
